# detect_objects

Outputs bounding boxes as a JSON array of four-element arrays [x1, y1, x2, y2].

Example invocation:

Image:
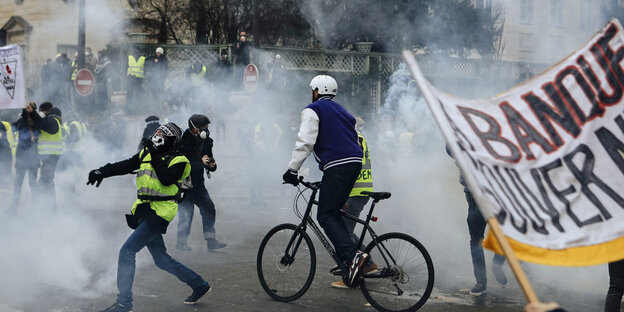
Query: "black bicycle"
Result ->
[[256, 179, 434, 312]]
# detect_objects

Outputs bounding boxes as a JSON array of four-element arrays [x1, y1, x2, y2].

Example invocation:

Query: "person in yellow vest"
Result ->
[[0, 119, 13, 179], [9, 102, 40, 215], [87, 123, 212, 312], [330, 131, 378, 288], [186, 62, 207, 109], [36, 102, 64, 213], [127, 49, 146, 114]]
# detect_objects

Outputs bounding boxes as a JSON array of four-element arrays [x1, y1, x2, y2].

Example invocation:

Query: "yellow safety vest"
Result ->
[[190, 65, 207, 87], [132, 150, 191, 222], [127, 55, 146, 78], [1, 121, 16, 157], [62, 122, 71, 142], [70, 121, 84, 137], [38, 117, 64, 155], [350, 133, 373, 197]]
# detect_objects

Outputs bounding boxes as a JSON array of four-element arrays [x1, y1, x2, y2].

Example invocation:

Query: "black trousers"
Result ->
[[605, 259, 624, 312]]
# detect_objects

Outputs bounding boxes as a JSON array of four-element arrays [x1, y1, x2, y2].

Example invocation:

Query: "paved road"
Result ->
[[0, 176, 609, 312]]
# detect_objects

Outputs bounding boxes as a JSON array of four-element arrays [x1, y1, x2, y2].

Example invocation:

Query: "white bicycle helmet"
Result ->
[[310, 75, 337, 96]]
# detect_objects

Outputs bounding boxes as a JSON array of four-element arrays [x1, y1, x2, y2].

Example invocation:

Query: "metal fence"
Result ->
[[17, 43, 548, 118]]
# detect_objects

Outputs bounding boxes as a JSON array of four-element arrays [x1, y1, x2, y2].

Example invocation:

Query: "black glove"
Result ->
[[87, 169, 104, 187], [141, 137, 156, 152], [282, 169, 299, 185]]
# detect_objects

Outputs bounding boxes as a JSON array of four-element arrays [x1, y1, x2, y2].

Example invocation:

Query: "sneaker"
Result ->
[[331, 261, 377, 276], [207, 238, 227, 251], [99, 302, 132, 312], [184, 284, 212, 304], [176, 242, 192, 251], [330, 280, 349, 289], [348, 251, 370, 286], [469, 283, 487, 296], [492, 263, 508, 287], [363, 261, 379, 276]]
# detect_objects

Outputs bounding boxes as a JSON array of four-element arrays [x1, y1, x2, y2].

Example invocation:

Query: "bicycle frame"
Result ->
[[285, 182, 398, 279]]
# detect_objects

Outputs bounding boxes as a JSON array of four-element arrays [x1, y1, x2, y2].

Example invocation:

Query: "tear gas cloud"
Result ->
[[299, 0, 610, 306], [0, 0, 613, 310]]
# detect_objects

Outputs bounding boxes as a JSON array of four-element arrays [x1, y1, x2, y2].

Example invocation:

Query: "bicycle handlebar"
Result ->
[[297, 177, 321, 190]]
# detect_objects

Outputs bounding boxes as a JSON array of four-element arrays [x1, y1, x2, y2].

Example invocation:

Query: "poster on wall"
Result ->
[[0, 44, 24, 109]]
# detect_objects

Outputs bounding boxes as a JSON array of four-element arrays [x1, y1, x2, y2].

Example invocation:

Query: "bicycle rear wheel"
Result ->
[[256, 223, 316, 302], [361, 232, 434, 312]]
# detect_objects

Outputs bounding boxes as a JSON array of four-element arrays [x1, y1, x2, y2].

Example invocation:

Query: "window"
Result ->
[[519, 33, 535, 52], [551, 0, 563, 27], [0, 30, 6, 47], [521, 0, 534, 25]]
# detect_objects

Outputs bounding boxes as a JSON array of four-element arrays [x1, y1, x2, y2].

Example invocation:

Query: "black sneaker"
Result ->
[[348, 251, 369, 286], [469, 283, 487, 296], [492, 263, 507, 287], [329, 265, 341, 275], [176, 242, 192, 251], [99, 302, 132, 312], [207, 238, 227, 251], [184, 284, 212, 304]]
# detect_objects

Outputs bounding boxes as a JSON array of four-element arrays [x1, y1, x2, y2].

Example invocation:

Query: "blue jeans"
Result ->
[[116, 220, 208, 307], [318, 162, 361, 263], [177, 190, 217, 243], [605, 259, 624, 312], [466, 189, 505, 284]]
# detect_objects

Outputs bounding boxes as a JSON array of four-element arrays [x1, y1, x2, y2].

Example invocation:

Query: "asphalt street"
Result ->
[[0, 175, 610, 312]]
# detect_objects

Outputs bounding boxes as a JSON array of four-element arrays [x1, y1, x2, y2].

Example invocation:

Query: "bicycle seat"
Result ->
[[361, 191, 391, 201]]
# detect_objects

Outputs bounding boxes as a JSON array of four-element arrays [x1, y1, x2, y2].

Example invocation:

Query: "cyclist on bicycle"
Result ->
[[282, 74, 369, 286]]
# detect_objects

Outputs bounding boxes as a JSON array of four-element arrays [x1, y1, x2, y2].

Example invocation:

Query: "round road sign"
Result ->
[[243, 64, 259, 91], [74, 69, 95, 96]]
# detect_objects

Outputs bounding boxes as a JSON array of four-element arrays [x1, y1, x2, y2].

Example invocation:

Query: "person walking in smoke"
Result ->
[[446, 145, 507, 296], [144, 47, 168, 110], [35, 102, 64, 213], [9, 102, 40, 215], [283, 74, 369, 287], [176, 114, 226, 251], [126, 48, 146, 114], [87, 122, 212, 312]]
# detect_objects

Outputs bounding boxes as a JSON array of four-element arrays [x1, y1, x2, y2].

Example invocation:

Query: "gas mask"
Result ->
[[151, 134, 165, 147], [197, 128, 209, 139], [191, 123, 209, 139]]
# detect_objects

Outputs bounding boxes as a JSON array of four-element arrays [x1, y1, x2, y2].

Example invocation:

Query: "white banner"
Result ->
[[0, 44, 25, 109], [405, 19, 624, 266]]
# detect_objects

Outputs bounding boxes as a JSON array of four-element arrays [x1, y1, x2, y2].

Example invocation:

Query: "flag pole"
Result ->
[[401, 49, 539, 304], [487, 217, 538, 303]]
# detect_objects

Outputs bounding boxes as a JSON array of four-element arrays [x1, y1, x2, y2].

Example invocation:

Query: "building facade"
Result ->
[[0, 0, 130, 87], [484, 0, 616, 64]]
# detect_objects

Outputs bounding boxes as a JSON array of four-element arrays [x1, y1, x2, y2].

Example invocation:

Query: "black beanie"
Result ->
[[40, 102, 53, 112]]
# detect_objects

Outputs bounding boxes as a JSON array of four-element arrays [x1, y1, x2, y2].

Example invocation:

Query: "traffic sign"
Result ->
[[243, 64, 259, 91], [74, 68, 94, 96]]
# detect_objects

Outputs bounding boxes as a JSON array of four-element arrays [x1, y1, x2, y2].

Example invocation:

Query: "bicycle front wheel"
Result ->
[[361, 232, 434, 312], [256, 223, 316, 302]]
